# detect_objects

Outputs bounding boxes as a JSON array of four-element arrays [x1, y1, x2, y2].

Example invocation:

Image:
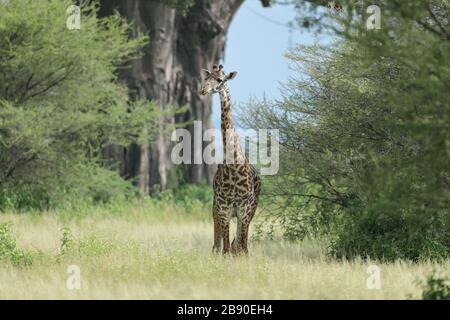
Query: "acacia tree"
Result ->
[[0, 0, 152, 209], [240, 0, 450, 260]]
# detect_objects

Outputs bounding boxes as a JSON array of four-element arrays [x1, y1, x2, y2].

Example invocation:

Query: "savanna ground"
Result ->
[[0, 201, 447, 300]]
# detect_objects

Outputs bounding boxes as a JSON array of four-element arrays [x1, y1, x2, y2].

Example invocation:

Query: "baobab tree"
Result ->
[[98, 0, 275, 194]]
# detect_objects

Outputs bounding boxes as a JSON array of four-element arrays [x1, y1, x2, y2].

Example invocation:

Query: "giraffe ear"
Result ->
[[226, 72, 237, 80], [202, 69, 211, 76]]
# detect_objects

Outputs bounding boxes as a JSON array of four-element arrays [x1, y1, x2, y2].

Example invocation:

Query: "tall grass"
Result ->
[[0, 200, 448, 299]]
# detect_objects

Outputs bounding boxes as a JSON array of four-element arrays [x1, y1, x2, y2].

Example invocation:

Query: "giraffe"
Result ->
[[199, 64, 261, 255]]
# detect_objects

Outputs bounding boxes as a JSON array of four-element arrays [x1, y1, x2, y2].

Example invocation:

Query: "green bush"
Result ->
[[60, 226, 74, 255], [172, 184, 213, 208], [420, 273, 450, 300], [0, 222, 33, 266], [240, 0, 450, 260], [0, 185, 51, 211], [0, 0, 154, 211], [0, 162, 140, 211], [154, 183, 213, 216], [331, 210, 450, 261]]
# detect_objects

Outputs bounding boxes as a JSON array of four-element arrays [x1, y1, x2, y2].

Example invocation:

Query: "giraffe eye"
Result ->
[[216, 79, 223, 83]]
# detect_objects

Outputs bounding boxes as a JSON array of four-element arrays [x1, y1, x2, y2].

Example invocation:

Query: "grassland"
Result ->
[[0, 201, 448, 299]]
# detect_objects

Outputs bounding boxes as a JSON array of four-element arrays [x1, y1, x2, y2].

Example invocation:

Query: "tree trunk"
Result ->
[[99, 0, 245, 194]]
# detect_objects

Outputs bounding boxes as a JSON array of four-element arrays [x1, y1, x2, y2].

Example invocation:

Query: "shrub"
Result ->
[[0, 0, 154, 211], [240, 0, 450, 260], [153, 184, 213, 215], [172, 184, 213, 208], [60, 226, 74, 255], [330, 210, 450, 261], [0, 222, 33, 266], [420, 272, 450, 300]]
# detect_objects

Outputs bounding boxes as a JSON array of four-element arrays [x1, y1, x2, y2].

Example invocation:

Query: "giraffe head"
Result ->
[[198, 64, 237, 96]]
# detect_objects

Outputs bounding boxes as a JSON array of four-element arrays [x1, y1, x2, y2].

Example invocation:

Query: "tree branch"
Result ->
[[417, 19, 450, 41]]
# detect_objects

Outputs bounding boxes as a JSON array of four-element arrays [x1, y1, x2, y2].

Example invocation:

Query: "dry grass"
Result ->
[[0, 204, 448, 299]]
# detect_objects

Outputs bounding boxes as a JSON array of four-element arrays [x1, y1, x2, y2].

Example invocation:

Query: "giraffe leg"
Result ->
[[236, 203, 257, 255], [212, 206, 222, 254], [233, 217, 243, 256], [231, 207, 238, 255], [238, 220, 250, 255], [222, 216, 231, 255]]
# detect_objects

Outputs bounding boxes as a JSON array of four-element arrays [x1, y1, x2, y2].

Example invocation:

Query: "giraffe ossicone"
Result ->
[[199, 64, 262, 256]]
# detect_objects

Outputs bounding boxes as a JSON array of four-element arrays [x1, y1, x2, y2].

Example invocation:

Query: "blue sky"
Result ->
[[211, 0, 322, 129]]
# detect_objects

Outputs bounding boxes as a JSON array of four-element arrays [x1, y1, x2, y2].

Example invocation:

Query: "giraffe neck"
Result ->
[[219, 84, 233, 127], [219, 83, 234, 157], [219, 84, 244, 164]]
